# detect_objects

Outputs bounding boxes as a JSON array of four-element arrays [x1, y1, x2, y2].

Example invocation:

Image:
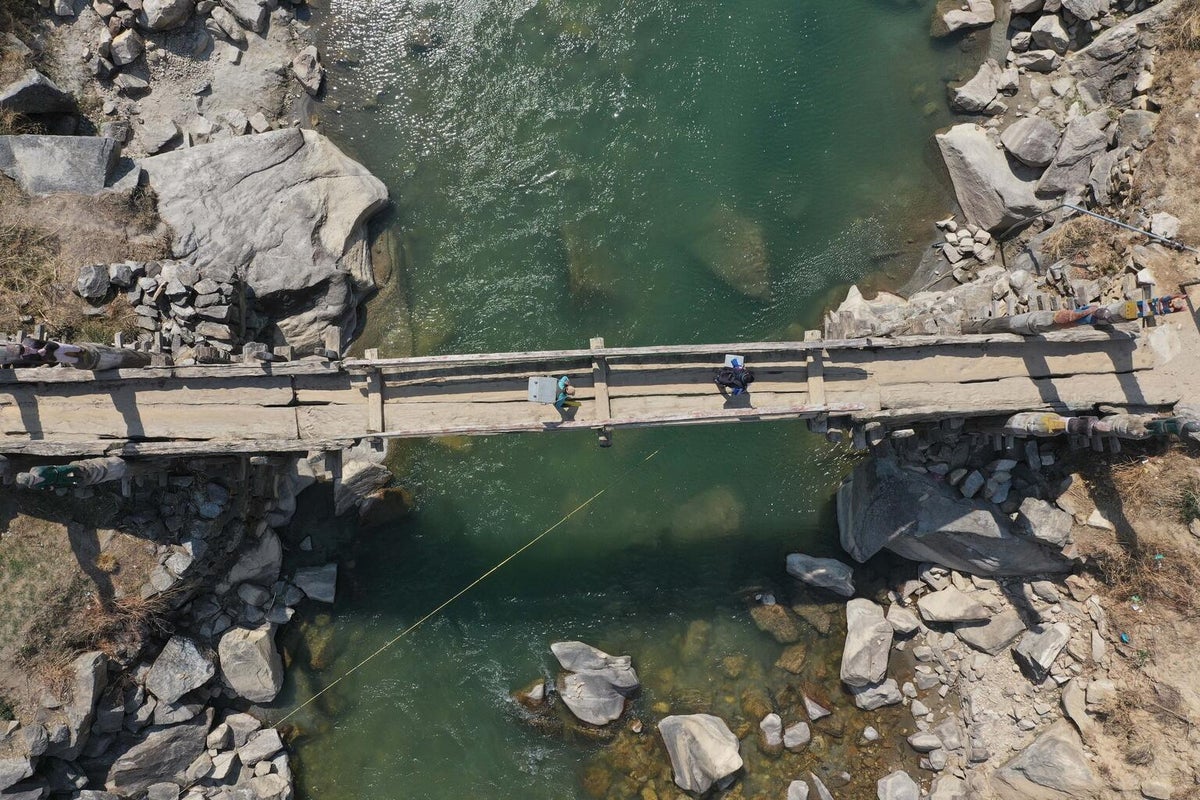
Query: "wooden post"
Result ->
[[590, 336, 611, 422], [367, 368, 385, 433]]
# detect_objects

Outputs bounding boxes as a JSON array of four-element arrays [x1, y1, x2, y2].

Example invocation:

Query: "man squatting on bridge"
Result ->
[[962, 294, 1187, 335], [0, 338, 151, 370]]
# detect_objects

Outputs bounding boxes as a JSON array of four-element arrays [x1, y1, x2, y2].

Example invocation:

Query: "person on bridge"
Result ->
[[714, 358, 755, 397], [554, 375, 577, 410]]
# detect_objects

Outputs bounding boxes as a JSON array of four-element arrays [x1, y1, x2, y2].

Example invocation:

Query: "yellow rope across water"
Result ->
[[272, 448, 661, 727]]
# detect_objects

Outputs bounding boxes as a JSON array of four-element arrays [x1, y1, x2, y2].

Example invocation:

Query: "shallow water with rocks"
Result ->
[[288, 0, 978, 796]]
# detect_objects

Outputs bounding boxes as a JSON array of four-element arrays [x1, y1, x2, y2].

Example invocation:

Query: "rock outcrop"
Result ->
[[935, 124, 1047, 231], [657, 714, 743, 794], [140, 128, 389, 353], [838, 458, 1075, 576]]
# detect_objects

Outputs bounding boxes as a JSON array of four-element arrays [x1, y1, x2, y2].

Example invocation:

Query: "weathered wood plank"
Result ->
[[367, 369, 385, 433], [806, 351, 826, 407]]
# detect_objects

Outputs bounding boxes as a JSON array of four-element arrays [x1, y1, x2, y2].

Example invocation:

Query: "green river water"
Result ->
[[282, 0, 979, 796]]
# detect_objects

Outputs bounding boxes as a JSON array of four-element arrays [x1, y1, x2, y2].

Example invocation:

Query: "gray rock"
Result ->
[[841, 599, 892, 688], [788, 781, 810, 800], [954, 608, 1027, 654], [1001, 116, 1061, 168], [935, 124, 1046, 231], [877, 770, 920, 800], [1038, 114, 1109, 197], [811, 771, 836, 800], [1015, 50, 1060, 72], [141, 128, 388, 353], [251, 773, 290, 800], [886, 604, 921, 635], [145, 636, 215, 705], [838, 458, 1074, 576], [225, 529, 282, 587], [1013, 621, 1071, 682], [1150, 212, 1180, 239], [0, 69, 76, 114], [759, 713, 782, 750], [110, 30, 144, 67], [908, 731, 942, 752], [142, 119, 180, 155], [146, 783, 180, 800], [657, 714, 743, 794], [1031, 13, 1069, 53], [207, 6, 248, 46], [219, 0, 268, 32], [138, 0, 192, 30], [785, 553, 855, 597], [294, 563, 337, 603], [950, 59, 1002, 114], [104, 710, 211, 797], [0, 135, 118, 196], [783, 721, 810, 751], [1115, 109, 1157, 151], [1061, 0, 1101, 20], [238, 728, 282, 766], [992, 721, 1100, 799], [917, 586, 989, 623], [335, 458, 391, 515], [217, 625, 283, 703], [850, 678, 902, 710], [291, 46, 325, 96], [223, 712, 262, 748], [803, 695, 831, 721], [77, 264, 111, 302], [551, 641, 640, 726], [0, 758, 33, 792], [1015, 497, 1073, 548]]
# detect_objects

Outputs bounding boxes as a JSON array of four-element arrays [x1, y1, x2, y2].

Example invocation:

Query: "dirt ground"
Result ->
[[0, 488, 159, 719]]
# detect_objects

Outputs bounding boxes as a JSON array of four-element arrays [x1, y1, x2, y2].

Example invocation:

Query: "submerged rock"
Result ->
[[785, 553, 855, 598], [690, 205, 770, 301], [657, 714, 743, 794], [749, 603, 803, 644]]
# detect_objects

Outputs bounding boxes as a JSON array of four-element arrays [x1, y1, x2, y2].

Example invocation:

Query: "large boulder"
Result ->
[[105, 710, 212, 797], [837, 458, 1075, 576], [218, 625, 283, 703], [949, 59, 1002, 114], [0, 136, 118, 196], [551, 641, 639, 726], [1031, 14, 1069, 54], [138, 0, 193, 29], [1037, 113, 1109, 198], [140, 129, 388, 353], [935, 124, 1046, 231], [294, 563, 337, 603], [0, 69, 76, 114], [0, 758, 33, 792], [1000, 116, 1061, 169], [937, 0, 996, 35], [785, 553, 855, 597], [841, 599, 892, 688], [145, 636, 215, 705], [991, 721, 1100, 800], [658, 714, 743, 794], [224, 529, 282, 588], [219, 0, 269, 32]]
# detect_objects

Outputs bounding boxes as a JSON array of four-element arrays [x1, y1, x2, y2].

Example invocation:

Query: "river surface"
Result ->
[[286, 0, 975, 796]]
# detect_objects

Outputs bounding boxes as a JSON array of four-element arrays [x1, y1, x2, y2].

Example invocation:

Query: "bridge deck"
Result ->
[[0, 313, 1193, 458]]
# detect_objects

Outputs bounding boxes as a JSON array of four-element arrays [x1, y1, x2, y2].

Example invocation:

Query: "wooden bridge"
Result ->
[[0, 312, 1194, 459]]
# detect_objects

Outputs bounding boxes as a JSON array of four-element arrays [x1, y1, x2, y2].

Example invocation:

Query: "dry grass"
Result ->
[[1107, 450, 1200, 521], [0, 177, 168, 342], [1161, 0, 1200, 51], [1040, 215, 1133, 277], [20, 583, 174, 668]]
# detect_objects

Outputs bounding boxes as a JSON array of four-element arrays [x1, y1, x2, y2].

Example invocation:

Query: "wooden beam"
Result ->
[[590, 337, 611, 423], [366, 368, 385, 433], [806, 351, 826, 408]]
